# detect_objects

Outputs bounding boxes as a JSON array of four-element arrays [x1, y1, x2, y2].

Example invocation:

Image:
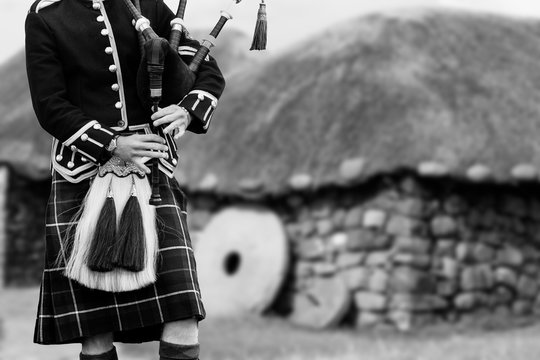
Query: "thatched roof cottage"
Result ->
[[3, 9, 540, 331]]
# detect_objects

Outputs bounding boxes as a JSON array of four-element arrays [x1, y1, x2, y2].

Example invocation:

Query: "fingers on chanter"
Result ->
[[135, 150, 168, 159], [139, 134, 166, 144]]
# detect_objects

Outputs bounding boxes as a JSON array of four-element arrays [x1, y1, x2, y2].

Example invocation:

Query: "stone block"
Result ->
[[354, 292, 387, 311], [437, 257, 459, 279], [393, 253, 431, 269], [365, 251, 391, 267], [340, 267, 369, 290], [311, 200, 332, 219], [356, 311, 385, 327], [362, 209, 387, 229], [316, 219, 334, 236], [524, 263, 540, 277], [496, 246, 524, 268], [388, 310, 413, 332], [346, 229, 391, 251], [189, 209, 212, 231], [286, 195, 304, 208], [312, 262, 338, 276], [344, 205, 363, 229], [297, 238, 326, 260], [530, 199, 540, 221], [456, 242, 476, 264], [493, 286, 514, 305], [328, 232, 348, 253], [393, 236, 430, 254], [332, 209, 347, 229], [295, 262, 313, 278], [512, 300, 533, 315], [298, 220, 317, 237], [495, 267, 518, 288], [517, 275, 539, 299], [368, 268, 389, 293], [472, 243, 496, 263], [500, 195, 528, 218], [386, 215, 425, 236], [399, 175, 425, 197], [513, 218, 527, 234], [478, 231, 502, 246], [336, 252, 365, 269], [444, 195, 467, 215], [434, 239, 456, 257], [454, 293, 480, 310], [390, 294, 448, 311], [437, 280, 457, 297], [460, 265, 494, 291], [395, 198, 426, 218], [431, 215, 458, 237], [389, 267, 436, 294]]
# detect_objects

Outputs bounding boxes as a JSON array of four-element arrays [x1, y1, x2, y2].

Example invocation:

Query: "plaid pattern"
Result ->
[[34, 171, 205, 345]]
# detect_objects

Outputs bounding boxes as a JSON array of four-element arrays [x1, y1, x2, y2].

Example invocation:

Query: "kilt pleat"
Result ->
[[34, 171, 205, 345]]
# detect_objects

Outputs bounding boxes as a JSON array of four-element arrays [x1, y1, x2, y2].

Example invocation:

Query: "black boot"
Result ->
[[80, 346, 118, 360], [159, 340, 200, 360]]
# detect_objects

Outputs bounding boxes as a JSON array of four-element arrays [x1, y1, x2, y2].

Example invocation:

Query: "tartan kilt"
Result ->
[[34, 170, 206, 345]]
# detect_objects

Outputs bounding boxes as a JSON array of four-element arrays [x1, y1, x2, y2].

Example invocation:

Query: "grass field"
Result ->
[[2, 287, 540, 360]]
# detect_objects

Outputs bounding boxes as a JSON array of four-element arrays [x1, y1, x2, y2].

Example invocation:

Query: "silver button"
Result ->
[[97, 15, 104, 22], [211, 100, 217, 107], [197, 94, 205, 101], [70, 145, 77, 152], [81, 157, 88, 162], [56, 155, 63, 162], [81, 134, 89, 141], [117, 120, 125, 127], [67, 161, 75, 169], [172, 159, 178, 166], [111, 83, 119, 91], [101, 29, 109, 36], [109, 64, 117, 72], [105, 47, 113, 55], [92, 2, 101, 10], [115, 101, 123, 109], [93, 123, 102, 130]]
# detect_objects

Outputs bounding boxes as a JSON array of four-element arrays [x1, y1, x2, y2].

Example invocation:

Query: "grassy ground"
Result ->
[[2, 287, 540, 360]]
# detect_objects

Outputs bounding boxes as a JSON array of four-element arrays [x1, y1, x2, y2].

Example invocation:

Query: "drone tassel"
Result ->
[[250, 0, 267, 51]]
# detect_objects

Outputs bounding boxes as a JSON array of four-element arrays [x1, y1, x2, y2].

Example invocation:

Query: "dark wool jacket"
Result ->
[[25, 0, 225, 182]]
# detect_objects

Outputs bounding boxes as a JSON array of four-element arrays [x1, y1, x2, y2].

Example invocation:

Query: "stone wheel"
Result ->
[[289, 276, 352, 329], [196, 206, 289, 317]]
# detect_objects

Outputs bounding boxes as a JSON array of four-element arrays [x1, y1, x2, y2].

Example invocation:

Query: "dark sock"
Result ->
[[80, 346, 118, 360], [159, 340, 200, 360]]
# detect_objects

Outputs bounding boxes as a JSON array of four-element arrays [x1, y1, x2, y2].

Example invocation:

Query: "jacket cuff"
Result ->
[[179, 90, 218, 134], [63, 120, 117, 165]]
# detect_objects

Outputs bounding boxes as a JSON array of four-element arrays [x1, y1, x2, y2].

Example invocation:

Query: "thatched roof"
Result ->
[[0, 30, 252, 179], [177, 9, 540, 195]]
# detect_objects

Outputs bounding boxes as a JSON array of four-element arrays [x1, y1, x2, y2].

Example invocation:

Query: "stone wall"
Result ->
[[5, 171, 49, 286], [7, 170, 540, 330], [187, 172, 540, 330]]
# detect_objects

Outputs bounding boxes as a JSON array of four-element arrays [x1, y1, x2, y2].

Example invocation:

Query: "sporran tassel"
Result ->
[[250, 0, 267, 51], [87, 181, 117, 272], [113, 175, 146, 272]]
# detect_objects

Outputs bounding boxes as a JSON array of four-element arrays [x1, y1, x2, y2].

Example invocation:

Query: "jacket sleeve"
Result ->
[[25, 10, 117, 165], [155, 1, 226, 134]]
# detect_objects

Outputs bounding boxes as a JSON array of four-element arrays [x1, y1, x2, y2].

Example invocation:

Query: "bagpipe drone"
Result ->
[[63, 0, 268, 292]]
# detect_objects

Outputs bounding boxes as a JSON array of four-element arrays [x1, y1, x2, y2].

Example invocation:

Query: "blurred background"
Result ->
[[5, 0, 540, 359]]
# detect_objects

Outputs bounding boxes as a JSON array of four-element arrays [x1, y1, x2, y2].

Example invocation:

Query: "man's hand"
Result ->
[[113, 134, 168, 174], [151, 105, 192, 139]]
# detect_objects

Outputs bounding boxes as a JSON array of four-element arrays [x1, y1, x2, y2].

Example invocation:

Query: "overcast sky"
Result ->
[[3, 0, 540, 65]]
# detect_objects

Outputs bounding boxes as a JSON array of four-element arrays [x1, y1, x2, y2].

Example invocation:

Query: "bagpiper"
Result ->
[[24, 0, 229, 358]]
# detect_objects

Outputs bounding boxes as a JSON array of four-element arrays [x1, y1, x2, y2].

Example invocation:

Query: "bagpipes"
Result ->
[[63, 0, 268, 292]]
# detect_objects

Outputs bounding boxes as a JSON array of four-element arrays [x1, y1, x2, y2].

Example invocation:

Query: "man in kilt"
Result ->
[[25, 0, 225, 359]]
